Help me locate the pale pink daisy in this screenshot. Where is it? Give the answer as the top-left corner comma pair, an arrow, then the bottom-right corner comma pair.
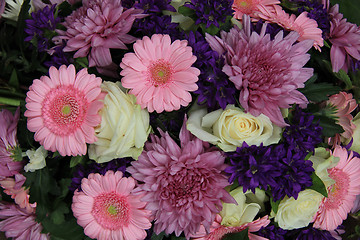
327,92 -> 357,146
24,64 -> 105,156
259,5 -> 324,50
313,146 -> 360,231
205,16 -> 313,127
55,0 -> 145,77
72,170 -> 152,240
0,174 -> 36,213
120,34 -> 200,113
328,4 -> 360,72
127,118 -> 235,239
190,214 -> 270,240
0,108 -> 24,177
0,202 -> 49,240
232,0 -> 280,21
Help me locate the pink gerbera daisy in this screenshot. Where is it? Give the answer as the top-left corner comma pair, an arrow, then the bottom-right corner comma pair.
127,118 -> 235,239
120,34 -> 200,113
24,64 -> 105,156
327,92 -> 357,146
313,146 -> 360,231
191,214 -> 270,240
205,16 -> 313,127
0,108 -> 24,177
72,170 -> 152,240
232,0 -> 280,21
0,202 -> 49,240
55,0 -> 145,77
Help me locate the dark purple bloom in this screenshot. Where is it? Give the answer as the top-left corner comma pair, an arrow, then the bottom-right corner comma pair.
44,40 -> 72,68
282,106 -> 323,154
185,31 -> 236,110
69,158 -> 132,192
24,5 -> 61,52
286,226 -> 337,240
225,142 -> 282,193
134,0 -> 176,13
184,0 -> 233,28
256,223 -> 288,240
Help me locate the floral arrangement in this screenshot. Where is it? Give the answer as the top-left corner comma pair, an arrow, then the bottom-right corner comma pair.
0,0 -> 360,239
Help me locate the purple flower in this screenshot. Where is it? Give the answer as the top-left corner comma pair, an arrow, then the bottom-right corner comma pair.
24,5 -> 61,52
287,226 -> 337,240
256,223 -> 288,240
184,0 -> 233,28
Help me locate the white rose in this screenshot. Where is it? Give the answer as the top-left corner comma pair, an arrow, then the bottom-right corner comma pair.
348,112 -> 360,154
24,146 -> 47,172
220,187 -> 267,227
187,104 -> 282,152
88,81 -> 151,163
274,189 -> 323,230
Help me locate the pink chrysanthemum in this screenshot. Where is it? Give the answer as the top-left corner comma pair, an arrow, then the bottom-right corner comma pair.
327,92 -> 357,146
55,0 -> 145,76
259,5 -> 324,50
0,174 -> 36,213
328,4 -> 360,73
120,34 -> 200,113
232,0 -> 280,21
0,108 -> 23,177
72,170 -> 152,240
0,202 -> 49,240
127,118 -> 235,239
24,64 -> 105,156
205,16 -> 313,127
191,214 -> 270,240
313,146 -> 360,231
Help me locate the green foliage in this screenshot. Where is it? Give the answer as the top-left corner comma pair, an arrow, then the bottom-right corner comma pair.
270,197 -> 281,214
299,74 -> 341,102
308,172 -> 328,197
178,6 -> 197,19
151,231 -> 165,240
223,229 -> 250,240
70,155 -> 87,168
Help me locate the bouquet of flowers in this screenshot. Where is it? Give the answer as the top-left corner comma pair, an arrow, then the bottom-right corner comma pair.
0,0 -> 360,239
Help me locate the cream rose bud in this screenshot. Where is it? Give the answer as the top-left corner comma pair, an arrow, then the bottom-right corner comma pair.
187,104 -> 282,152
24,146 -> 47,172
88,81 -> 151,163
220,187 -> 267,227
273,189 -> 323,230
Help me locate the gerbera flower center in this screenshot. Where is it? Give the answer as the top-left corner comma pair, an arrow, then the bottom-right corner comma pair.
234,0 -> 256,13
323,168 -> 350,209
92,191 -> 130,230
148,59 -> 174,87
42,86 -> 88,136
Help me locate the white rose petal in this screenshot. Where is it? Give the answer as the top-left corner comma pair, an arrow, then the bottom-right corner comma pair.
24,146 -> 47,172
88,81 -> 151,163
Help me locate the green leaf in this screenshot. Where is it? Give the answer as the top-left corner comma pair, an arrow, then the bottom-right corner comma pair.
74,57 -> 89,69
229,181 -> 239,191
333,69 -> 352,90
41,218 -> 86,240
223,229 -> 249,240
308,172 -> 328,197
330,0 -> 360,25
50,202 -> 69,224
299,74 -> 341,102
316,115 -> 344,137
0,97 -> 21,106
151,231 -> 165,240
178,6 -> 196,18
200,23 -> 220,35
70,155 -> 86,168
16,0 -> 31,52
270,197 -> 281,214
9,69 -> 19,89
58,178 -> 71,199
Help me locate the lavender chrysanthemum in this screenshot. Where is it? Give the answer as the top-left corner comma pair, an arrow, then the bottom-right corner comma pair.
251,19 -> 290,40
128,119 -> 235,239
282,106 -> 323,153
184,0 -> 234,28
206,15 -> 313,127
185,31 -> 236,110
25,5 -> 61,52
225,142 -> 282,193
69,158 -> 132,192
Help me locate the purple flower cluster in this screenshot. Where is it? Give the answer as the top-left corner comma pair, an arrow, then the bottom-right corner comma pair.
185,31 -> 236,110
69,158 -> 132,192
256,223 -> 288,240
184,0 -> 233,28
132,0 -> 182,39
226,142 -> 314,201
25,5 -> 61,52
282,106 -> 323,154
287,226 -> 338,240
